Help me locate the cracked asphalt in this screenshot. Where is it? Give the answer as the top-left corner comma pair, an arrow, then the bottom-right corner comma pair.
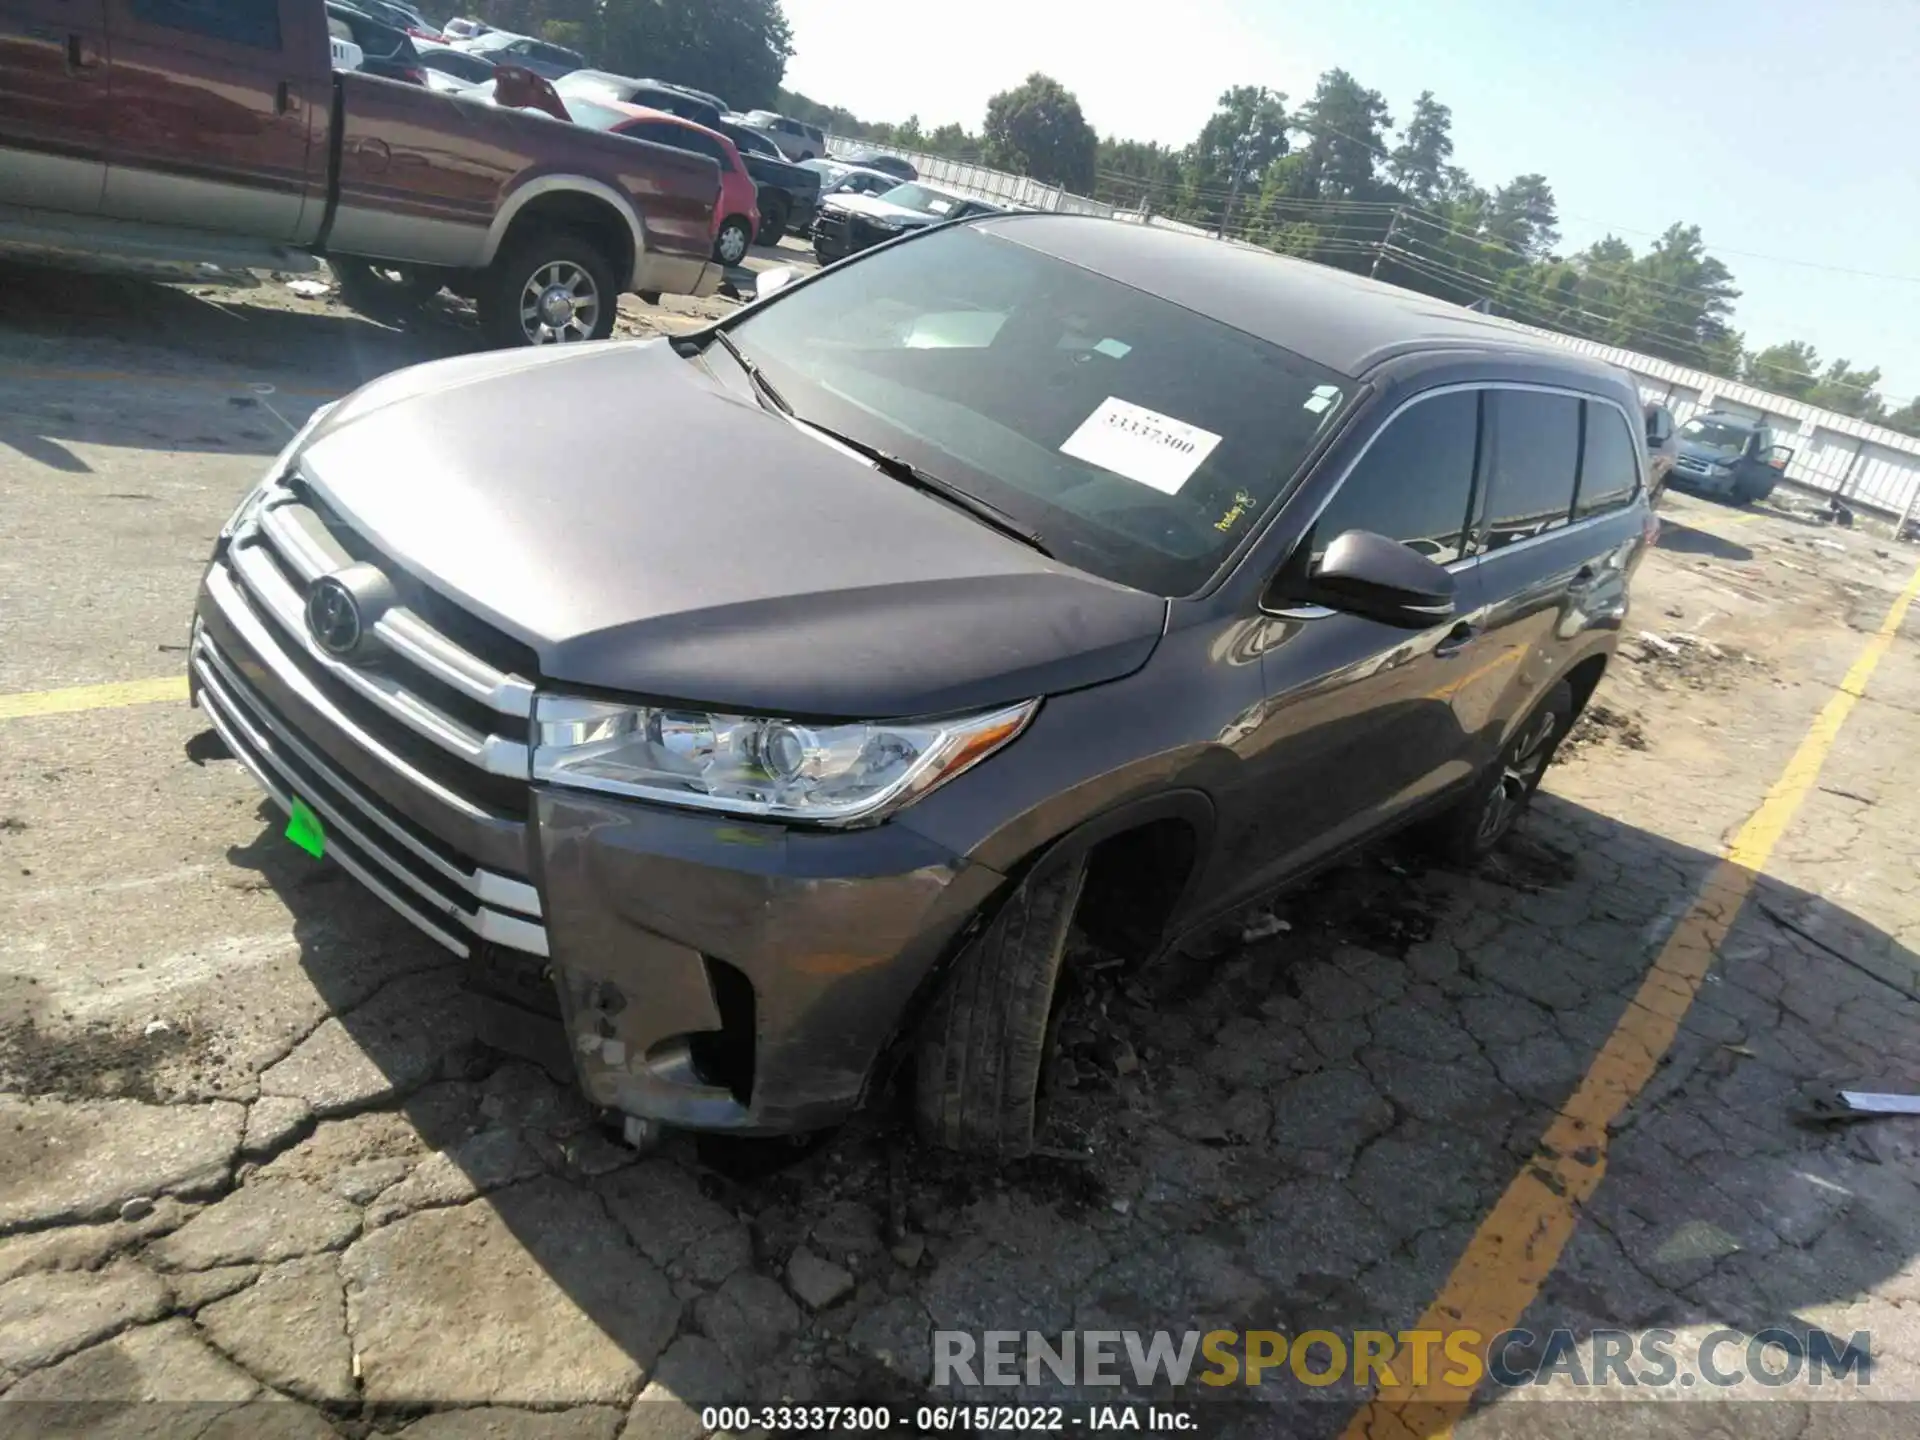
5,261 -> 1920,1439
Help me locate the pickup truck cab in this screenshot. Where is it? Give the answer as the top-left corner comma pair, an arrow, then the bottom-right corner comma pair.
0,0 -> 721,346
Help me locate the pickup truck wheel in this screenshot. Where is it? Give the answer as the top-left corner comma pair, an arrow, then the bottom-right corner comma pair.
756,197 -> 788,246
913,850 -> 1089,1157
479,230 -> 617,348
332,259 -> 443,318
1423,680 -> 1574,864
713,217 -> 753,267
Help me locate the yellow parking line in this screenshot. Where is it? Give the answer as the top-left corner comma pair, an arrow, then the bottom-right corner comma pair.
1344,552 -> 1920,1440
0,676 -> 189,720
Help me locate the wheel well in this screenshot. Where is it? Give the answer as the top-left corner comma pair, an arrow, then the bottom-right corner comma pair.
497,193 -> 635,286
1074,818 -> 1200,961
1565,653 -> 1608,719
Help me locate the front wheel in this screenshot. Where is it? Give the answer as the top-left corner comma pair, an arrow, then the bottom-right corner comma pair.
713,216 -> 753,267
476,229 -> 618,349
1423,681 -> 1574,864
913,851 -> 1089,1157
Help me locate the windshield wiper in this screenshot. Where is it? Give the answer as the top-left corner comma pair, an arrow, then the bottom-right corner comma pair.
703,331 -> 1049,556
707,329 -> 792,415
795,422 -> 1053,557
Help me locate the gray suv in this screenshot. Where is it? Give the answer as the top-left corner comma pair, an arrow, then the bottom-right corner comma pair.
189,216 -> 1652,1156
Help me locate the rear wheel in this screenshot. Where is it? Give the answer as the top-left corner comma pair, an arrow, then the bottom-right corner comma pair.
913,851 -> 1089,1157
756,196 -> 788,246
713,216 -> 753,266
477,229 -> 617,349
1424,681 -> 1574,864
331,259 -> 443,319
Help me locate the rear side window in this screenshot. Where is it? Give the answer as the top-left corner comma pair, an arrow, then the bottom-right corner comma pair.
129,0 -> 281,48
1574,402 -> 1640,518
1311,390 -> 1480,566
1481,390 -> 1580,550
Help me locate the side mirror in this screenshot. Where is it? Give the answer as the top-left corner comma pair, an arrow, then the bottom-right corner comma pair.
1306,529 -> 1456,627
754,265 -> 799,300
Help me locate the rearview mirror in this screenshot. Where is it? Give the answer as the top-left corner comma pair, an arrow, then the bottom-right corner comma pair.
754,265 -> 799,300
1307,529 -> 1456,627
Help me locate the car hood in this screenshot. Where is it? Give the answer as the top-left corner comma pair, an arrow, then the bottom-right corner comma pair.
296,340 -> 1166,719
1675,439 -> 1738,464
827,193 -> 943,225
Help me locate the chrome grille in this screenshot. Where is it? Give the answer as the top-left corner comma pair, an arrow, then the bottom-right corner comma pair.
195,477 -> 548,959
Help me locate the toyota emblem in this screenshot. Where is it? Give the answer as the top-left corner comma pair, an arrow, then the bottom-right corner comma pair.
306,576 -> 363,657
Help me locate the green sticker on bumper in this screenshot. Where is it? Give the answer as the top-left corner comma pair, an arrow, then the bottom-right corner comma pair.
285,795 -> 325,858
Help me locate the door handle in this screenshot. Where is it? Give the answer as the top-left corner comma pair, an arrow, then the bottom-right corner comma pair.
1434,621 -> 1477,658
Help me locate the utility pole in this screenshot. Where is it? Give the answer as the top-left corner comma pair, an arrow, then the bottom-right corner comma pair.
1370,204 -> 1405,279
1216,121 -> 1259,240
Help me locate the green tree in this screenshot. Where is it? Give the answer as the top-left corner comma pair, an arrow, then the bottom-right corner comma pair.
1190,87 -> 1289,193
1293,69 -> 1392,198
982,73 -> 1097,190
1884,397 -> 1920,438
1744,341 -> 1819,398
593,0 -> 793,109
924,122 -> 981,159
1486,174 -> 1559,259
1388,91 -> 1453,203
1807,359 -> 1887,419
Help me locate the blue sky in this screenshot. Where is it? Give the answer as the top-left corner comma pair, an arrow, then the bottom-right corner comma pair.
780,0 -> 1920,404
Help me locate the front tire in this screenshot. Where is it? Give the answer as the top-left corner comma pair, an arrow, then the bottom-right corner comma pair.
913,851 -> 1089,1157
477,229 -> 617,349
1425,681 -> 1574,864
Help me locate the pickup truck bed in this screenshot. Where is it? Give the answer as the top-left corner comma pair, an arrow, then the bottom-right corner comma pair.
0,0 -> 722,346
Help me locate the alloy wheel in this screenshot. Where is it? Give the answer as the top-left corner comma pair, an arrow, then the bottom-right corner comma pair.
1476,708 -> 1559,846
517,260 -> 600,345
717,221 -> 750,266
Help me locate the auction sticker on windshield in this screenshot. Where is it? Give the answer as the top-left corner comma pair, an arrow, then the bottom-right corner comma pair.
1060,397 -> 1222,495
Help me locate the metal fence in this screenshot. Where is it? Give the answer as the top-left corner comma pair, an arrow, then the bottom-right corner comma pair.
1511,328 -> 1920,522
820,137 -> 1920,524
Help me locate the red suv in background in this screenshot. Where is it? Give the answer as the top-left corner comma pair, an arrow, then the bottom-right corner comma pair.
567,100 -> 761,266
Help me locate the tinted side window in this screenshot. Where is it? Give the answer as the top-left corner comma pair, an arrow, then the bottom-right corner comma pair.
1311,391 -> 1479,565
1481,390 -> 1579,550
1574,402 -> 1640,518
129,0 -> 281,48
676,130 -> 725,163
624,121 -> 689,150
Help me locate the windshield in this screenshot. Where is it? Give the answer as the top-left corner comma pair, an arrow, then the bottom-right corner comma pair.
724,226 -> 1350,595
1679,417 -> 1752,456
879,183 -> 962,216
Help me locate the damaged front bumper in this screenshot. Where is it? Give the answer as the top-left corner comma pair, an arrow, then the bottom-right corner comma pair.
191,533 -> 1003,1136
531,789 -> 1004,1133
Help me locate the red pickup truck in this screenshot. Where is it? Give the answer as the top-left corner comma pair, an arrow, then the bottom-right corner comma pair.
0,0 -> 723,345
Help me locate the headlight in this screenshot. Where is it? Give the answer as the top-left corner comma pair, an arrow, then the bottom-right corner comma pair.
531,695 -> 1037,826
219,400 -> 338,540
